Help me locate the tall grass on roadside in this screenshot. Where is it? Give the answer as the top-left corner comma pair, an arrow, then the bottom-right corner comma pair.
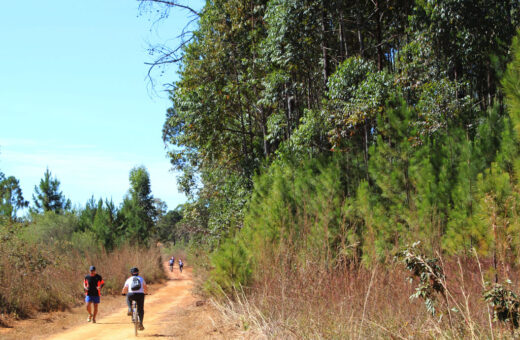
85,244 -> 166,294
210,256 -> 518,339
0,226 -> 165,320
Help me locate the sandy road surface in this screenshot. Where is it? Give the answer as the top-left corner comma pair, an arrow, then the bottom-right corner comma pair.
48,265 -> 197,340
1,263 -> 250,340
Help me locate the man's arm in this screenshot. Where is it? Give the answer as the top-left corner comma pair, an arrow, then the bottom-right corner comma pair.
122,281 -> 128,294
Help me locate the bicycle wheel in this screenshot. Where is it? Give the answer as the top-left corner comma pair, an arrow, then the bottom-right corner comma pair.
133,302 -> 138,336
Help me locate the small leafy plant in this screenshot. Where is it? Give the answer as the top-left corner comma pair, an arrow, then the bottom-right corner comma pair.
395,242 -> 446,316
483,281 -> 520,330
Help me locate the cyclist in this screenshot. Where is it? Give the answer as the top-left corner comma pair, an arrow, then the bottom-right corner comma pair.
168,256 -> 175,272
178,259 -> 184,273
84,265 -> 104,323
122,267 -> 148,331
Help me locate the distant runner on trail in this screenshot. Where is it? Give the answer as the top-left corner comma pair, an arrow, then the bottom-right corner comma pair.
178,259 -> 184,273
84,265 -> 104,323
168,256 -> 175,272
122,267 -> 148,331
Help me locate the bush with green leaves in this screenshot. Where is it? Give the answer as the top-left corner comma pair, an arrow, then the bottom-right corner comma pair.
395,242 -> 446,316
484,281 -> 520,330
207,237 -> 251,295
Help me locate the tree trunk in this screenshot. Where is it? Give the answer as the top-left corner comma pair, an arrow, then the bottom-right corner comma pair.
321,1 -> 329,86
375,0 -> 383,71
487,61 -> 492,107
339,9 -> 348,60
356,0 -> 365,56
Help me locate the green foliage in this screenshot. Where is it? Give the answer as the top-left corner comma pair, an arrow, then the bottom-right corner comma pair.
0,172 -> 28,222
31,168 -> 71,214
149,0 -> 520,312
208,237 -> 251,294
503,30 -> 520,138
23,211 -> 81,244
155,207 -> 183,243
412,0 -> 519,107
484,281 -> 520,329
327,57 -> 391,148
238,156 -> 350,277
70,230 -> 101,254
91,199 -> 119,250
395,242 -> 445,316
118,166 -> 157,245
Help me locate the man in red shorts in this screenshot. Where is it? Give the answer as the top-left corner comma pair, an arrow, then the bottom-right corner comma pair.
84,265 -> 104,323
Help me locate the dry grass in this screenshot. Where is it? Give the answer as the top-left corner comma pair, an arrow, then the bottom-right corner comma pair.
85,244 -> 166,294
0,240 -> 165,323
208,255 -> 520,339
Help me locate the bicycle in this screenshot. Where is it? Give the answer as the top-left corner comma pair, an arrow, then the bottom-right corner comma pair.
123,294 -> 145,336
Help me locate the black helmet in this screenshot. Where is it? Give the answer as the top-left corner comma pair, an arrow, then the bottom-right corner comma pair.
130,267 -> 139,275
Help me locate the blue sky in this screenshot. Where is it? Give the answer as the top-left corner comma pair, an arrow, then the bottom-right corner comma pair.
0,1 -> 202,211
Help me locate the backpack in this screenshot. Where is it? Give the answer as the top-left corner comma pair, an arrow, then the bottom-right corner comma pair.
131,277 -> 141,291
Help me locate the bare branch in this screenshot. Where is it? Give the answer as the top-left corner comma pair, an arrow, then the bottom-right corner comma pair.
138,0 -> 202,93
138,0 -> 200,17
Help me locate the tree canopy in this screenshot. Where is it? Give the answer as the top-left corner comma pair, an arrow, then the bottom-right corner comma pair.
32,168 -> 71,214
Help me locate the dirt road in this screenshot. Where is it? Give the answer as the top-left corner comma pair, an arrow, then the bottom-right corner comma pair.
0,263 -> 250,340
46,265 -> 194,340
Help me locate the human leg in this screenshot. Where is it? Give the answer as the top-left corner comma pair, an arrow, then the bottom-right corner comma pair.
93,302 -> 99,322
136,293 -> 145,326
126,294 -> 132,315
86,298 -> 92,321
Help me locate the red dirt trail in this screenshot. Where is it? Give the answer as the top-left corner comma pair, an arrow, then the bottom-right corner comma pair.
48,265 -> 196,340
1,263 -> 249,339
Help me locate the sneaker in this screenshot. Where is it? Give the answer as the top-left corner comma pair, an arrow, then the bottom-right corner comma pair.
87,315 -> 92,322
92,318 -> 96,323
138,324 -> 145,331
127,310 -> 132,316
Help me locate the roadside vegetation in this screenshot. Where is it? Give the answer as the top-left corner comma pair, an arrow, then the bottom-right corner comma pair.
0,165 -> 181,323
140,0 -> 520,338
2,1 -> 520,338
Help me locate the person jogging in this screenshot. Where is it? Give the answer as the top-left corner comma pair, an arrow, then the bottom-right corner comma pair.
168,256 -> 175,272
122,267 -> 148,330
84,265 -> 104,323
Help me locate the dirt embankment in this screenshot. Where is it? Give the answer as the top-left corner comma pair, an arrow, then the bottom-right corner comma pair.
0,263 -> 248,340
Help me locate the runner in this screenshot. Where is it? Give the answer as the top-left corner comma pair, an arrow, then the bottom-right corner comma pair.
122,267 -> 148,330
83,265 -> 104,323
168,256 -> 175,272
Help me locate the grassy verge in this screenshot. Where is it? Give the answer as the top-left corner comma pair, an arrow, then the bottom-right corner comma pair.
0,228 -> 165,321
204,255 -> 520,339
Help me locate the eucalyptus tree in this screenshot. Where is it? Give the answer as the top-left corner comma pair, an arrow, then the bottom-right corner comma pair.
0,172 -> 28,222
412,0 -> 520,109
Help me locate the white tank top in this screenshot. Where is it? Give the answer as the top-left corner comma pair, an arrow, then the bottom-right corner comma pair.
124,275 -> 146,293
